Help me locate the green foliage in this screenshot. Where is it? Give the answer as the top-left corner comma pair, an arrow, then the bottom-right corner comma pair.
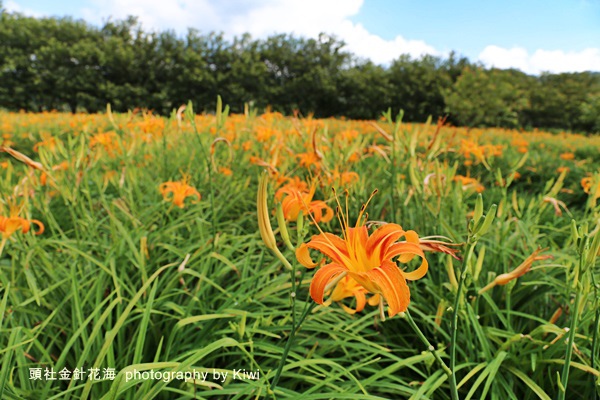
0,9 -> 599,133
388,54 -> 451,122
444,67 -> 530,128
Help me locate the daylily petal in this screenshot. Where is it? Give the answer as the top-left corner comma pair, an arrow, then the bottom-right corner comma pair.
31,219 -> 45,235
355,261 -> 410,317
384,239 -> 429,281
398,230 -> 420,263
329,276 -> 368,314
366,223 -> 405,260
402,257 -> 429,281
309,263 -> 347,304
352,290 -> 366,313
348,226 -> 369,251
367,293 -> 381,307
296,243 -> 320,269
306,233 -> 350,265
320,205 -> 334,223
384,241 -> 423,262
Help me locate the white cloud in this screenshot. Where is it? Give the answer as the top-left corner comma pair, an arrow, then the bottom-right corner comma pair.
79,0 -> 439,64
4,0 -> 43,17
334,20 -> 440,64
479,45 -> 600,74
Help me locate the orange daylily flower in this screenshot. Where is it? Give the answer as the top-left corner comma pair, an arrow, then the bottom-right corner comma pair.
296,151 -> 322,170
276,180 -> 333,224
296,191 -> 428,317
159,174 -> 201,208
0,201 -> 44,244
460,139 -> 502,166
581,176 -> 600,206
478,248 -> 552,294
0,214 -> 44,239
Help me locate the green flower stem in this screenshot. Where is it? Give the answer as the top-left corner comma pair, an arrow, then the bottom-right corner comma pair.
449,240 -> 476,400
270,299 -> 317,392
404,310 -> 453,378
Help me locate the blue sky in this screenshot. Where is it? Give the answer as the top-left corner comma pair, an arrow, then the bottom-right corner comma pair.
4,0 -> 600,74
353,1 -> 600,58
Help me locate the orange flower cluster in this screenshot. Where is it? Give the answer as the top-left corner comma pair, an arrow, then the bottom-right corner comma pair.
511,137 -> 529,154
90,131 -> 120,156
460,139 -> 503,166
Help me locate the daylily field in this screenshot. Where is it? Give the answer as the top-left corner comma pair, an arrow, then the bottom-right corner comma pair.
1,103 -> 600,399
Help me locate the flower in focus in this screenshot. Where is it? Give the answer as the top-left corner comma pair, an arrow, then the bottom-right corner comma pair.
327,275 -> 367,314
159,173 -> 201,208
321,233 -> 459,315
326,275 -> 382,314
296,190 -> 428,317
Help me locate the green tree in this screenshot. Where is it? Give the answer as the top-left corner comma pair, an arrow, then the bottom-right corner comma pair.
337,61 -> 391,119
526,72 -> 600,132
444,67 -> 530,128
388,54 -> 450,122
579,92 -> 600,133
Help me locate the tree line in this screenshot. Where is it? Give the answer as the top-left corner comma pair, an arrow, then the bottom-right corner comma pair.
1,7 -> 599,133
